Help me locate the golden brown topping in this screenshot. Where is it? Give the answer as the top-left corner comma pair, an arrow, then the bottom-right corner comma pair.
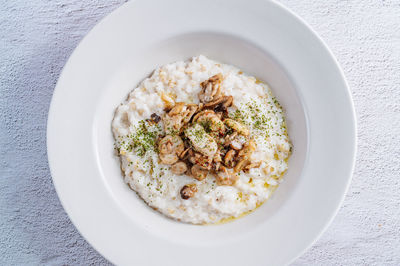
238,138 -> 256,158
182,104 -> 198,124
203,96 -> 225,108
190,165 -> 208,181
198,73 -> 223,103
221,95 -> 233,108
171,161 -> 188,175
224,149 -> 236,168
224,118 -> 250,136
211,151 -> 223,171
224,131 -> 237,145
216,166 -> 238,186
161,92 -> 175,110
192,109 -> 212,121
159,135 -> 184,154
155,72 -> 259,186
163,102 -> 199,134
163,112 -> 183,135
158,135 -> 184,165
180,184 -> 198,199
168,102 -> 185,115
188,151 -> 213,170
234,158 -> 249,173
203,95 -> 233,110
179,148 -> 190,160
193,110 -> 225,137
212,162 -> 221,171
213,151 -> 222,163
243,161 -> 262,173
224,132 -> 247,150
208,73 -> 223,83
230,136 -> 246,150
159,153 -> 178,165
233,139 -> 257,172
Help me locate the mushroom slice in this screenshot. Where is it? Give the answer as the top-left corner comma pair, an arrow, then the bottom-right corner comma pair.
221,95 -> 233,109
213,151 -> 222,163
162,103 -> 198,134
159,153 -> 179,165
180,184 -> 198,199
158,135 -> 184,165
191,165 -> 208,181
216,166 -> 238,186
198,73 -> 223,103
193,110 -> 225,136
179,148 -> 190,160
168,102 -> 185,115
204,95 -> 233,112
224,149 -> 236,168
233,158 -> 250,173
203,96 -> 225,108
160,92 -> 175,110
182,104 -> 198,124
150,113 -> 161,122
233,139 -> 257,172
159,135 -> 184,155
211,151 -> 223,171
224,118 -> 250,136
243,161 -> 262,173
171,161 -> 188,175
238,139 -> 257,158
146,113 -> 161,125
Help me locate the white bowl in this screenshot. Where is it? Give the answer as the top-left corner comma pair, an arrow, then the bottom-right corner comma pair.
47,0 -> 356,265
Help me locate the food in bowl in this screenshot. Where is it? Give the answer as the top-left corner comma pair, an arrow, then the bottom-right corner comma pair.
112,55 -> 291,224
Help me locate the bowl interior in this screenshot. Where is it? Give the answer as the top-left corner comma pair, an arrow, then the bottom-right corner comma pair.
94,32 -> 308,245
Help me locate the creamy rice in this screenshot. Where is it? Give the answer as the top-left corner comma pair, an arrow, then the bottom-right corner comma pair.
112,55 -> 291,224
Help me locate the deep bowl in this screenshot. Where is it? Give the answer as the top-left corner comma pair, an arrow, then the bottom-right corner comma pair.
47,0 -> 356,265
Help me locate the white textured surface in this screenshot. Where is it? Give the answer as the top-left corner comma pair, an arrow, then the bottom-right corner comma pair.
1,0 -> 399,265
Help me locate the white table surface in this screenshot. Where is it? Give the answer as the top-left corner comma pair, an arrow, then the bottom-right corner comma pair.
1,0 -> 399,265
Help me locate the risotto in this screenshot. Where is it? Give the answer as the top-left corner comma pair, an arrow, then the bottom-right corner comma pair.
112,55 -> 291,224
